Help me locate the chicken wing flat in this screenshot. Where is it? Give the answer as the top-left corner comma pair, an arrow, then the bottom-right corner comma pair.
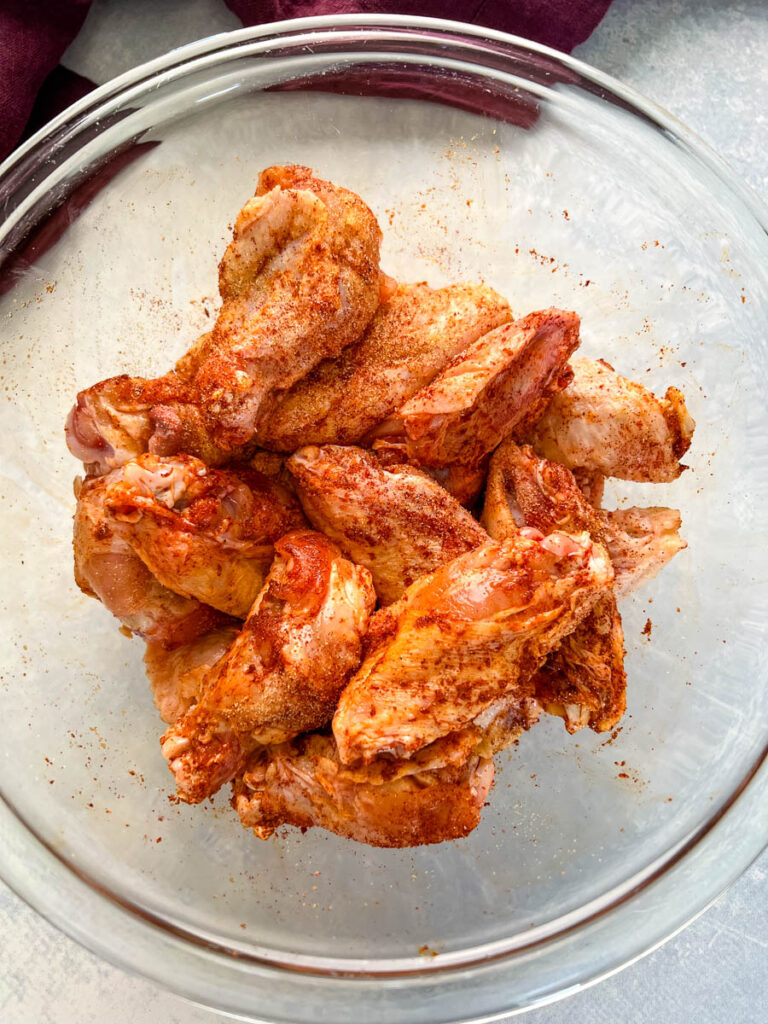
531,593 -> 626,733
482,441 -> 686,598
482,439 -> 601,540
524,357 -> 695,481
193,165 -> 382,449
333,531 -> 613,765
287,445 -> 488,604
104,454 -> 306,617
73,474 -> 230,647
258,281 -> 511,451
481,441 -> 692,731
231,733 -> 494,847
160,531 -> 375,803
144,627 -> 239,724
395,309 -> 580,467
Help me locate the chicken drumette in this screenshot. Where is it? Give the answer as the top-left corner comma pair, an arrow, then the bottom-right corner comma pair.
104,454 -> 306,617
195,165 -> 383,448
161,531 -> 375,803
73,473 -> 231,648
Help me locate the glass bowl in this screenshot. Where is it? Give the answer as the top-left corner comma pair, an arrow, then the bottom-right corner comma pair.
1,16 -> 766,1023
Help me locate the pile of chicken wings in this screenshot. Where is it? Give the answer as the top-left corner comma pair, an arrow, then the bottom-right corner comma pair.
66,166 -> 695,848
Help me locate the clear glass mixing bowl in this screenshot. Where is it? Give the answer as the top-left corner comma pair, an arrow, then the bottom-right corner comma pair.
0,16 -> 766,1023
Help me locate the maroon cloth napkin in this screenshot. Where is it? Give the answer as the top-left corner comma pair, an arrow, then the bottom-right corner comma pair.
0,0 -> 92,160
228,1 -> 612,55
0,0 -> 612,163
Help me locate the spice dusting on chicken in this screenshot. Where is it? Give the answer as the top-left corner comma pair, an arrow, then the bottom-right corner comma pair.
66,166 -> 695,848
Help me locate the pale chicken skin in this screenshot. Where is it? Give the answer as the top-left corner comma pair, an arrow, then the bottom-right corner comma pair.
258,281 -> 511,451
483,441 -> 687,599
287,445 -> 488,605
571,467 -> 605,508
370,439 -> 490,507
144,627 -> 239,724
333,531 -> 614,765
524,357 -> 695,481
395,309 -> 580,467
65,371 -> 239,476
73,474 -> 230,647
194,165 -> 383,449
604,506 -> 687,598
161,531 -> 376,803
104,454 -> 306,617
232,733 -> 494,848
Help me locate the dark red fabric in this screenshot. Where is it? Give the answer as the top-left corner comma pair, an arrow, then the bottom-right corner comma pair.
0,1 -> 612,163
225,1 -> 613,53
0,0 -> 92,160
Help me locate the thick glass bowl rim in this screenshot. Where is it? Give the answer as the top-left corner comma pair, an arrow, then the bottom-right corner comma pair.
0,14 -> 766,1022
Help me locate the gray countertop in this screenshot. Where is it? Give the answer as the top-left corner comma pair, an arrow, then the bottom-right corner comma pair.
1,1 -> 766,1021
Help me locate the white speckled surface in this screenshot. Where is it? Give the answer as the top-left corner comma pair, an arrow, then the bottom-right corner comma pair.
1,1 -> 766,1021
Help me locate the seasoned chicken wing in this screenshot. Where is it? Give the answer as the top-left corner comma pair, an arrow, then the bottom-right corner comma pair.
482,441 -> 686,598
104,454 -> 306,617
65,371 -> 245,476
193,165 -> 382,449
524,357 -> 695,481
370,438 -> 489,507
73,474 -> 230,647
144,627 -> 239,724
160,531 -> 375,803
333,531 -> 613,765
395,309 -> 580,467
287,445 -> 488,604
481,441 -> 692,732
604,506 -> 687,599
258,281 -> 511,451
232,733 -> 494,847
531,593 -> 626,733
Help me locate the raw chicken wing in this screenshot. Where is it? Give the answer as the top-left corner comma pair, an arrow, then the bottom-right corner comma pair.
371,438 -> 489,507
532,593 -> 626,733
258,281 -> 510,450
194,165 -> 382,448
161,531 -> 375,803
333,531 -> 613,765
73,474 -> 229,647
144,627 -> 239,724
396,309 -> 580,467
232,733 -> 494,847
105,454 -> 306,617
604,506 -> 687,599
524,357 -> 695,481
287,445 -> 488,604
483,441 -> 686,599
481,441 -> 691,731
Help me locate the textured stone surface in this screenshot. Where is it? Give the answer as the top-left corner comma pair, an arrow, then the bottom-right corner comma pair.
2,0 -> 766,1021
